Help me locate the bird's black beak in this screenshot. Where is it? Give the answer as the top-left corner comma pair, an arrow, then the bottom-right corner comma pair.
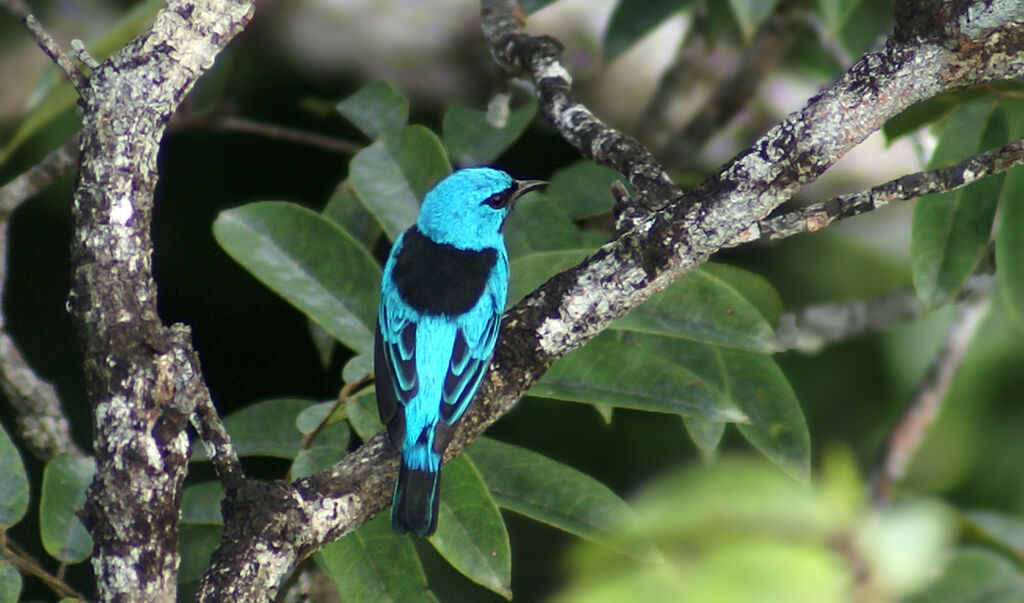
511,179 -> 547,202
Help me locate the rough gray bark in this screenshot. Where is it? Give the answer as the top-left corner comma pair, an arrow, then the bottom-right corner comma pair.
63,2 -> 254,600
10,0 -> 1022,600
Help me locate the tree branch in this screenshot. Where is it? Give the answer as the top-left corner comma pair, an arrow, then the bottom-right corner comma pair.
193,2 -> 1024,600
61,1 -> 254,600
728,137 -> 1024,247
0,135 -> 82,461
0,0 -> 88,93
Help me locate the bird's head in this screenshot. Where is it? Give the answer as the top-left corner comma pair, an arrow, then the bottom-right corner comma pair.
417,168 -> 545,251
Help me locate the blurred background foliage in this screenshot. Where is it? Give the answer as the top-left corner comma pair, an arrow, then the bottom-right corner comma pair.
2,0 -> 1024,601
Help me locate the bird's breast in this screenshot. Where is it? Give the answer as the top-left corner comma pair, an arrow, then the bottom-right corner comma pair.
391,226 -> 499,316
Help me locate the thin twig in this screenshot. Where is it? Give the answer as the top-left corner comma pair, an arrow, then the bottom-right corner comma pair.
776,273 -> 993,354
0,135 -> 82,461
170,114 -> 363,155
871,293 -> 990,503
1,0 -> 88,93
299,374 -> 371,452
0,533 -> 86,600
727,137 -> 1024,247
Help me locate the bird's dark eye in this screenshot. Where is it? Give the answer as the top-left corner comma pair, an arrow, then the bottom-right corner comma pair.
482,189 -> 513,209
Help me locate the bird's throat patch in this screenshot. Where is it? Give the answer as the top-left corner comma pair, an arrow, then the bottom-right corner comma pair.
392,226 -> 498,316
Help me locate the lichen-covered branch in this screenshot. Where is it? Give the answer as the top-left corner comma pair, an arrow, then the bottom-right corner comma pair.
728,137 -> 1024,246
0,0 -> 88,92
59,1 -> 254,600
194,2 -> 1024,601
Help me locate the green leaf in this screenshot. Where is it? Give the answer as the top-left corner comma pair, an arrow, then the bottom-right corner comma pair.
0,560 -> 21,603
682,417 -> 726,456
40,454 -> 95,563
520,0 -> 558,13
443,95 -> 537,167
336,80 -> 410,140
604,0 -> 693,61
508,249 -> 593,307
614,263 -> 782,352
323,179 -> 383,252
317,513 -> 438,603
543,160 -> 623,219
181,482 -> 224,524
178,523 -> 223,584
350,125 -> 452,240
0,424 -> 28,527
467,438 -> 662,563
912,103 -> 1005,308
728,0 -> 780,41
906,548 -> 1024,603
997,166 -> 1024,330
724,349 -> 810,483
292,445 -> 348,479
430,456 -> 511,598
0,0 -> 163,165
530,333 -> 745,423
503,194 -> 586,260
343,354 -> 373,383
347,389 -> 384,442
816,0 -> 861,34
883,88 -> 991,142
213,201 -> 381,355
964,510 -> 1024,556
622,334 -> 808,480
192,398 -> 314,461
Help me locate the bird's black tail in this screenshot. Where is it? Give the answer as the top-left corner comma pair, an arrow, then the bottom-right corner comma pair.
391,459 -> 440,537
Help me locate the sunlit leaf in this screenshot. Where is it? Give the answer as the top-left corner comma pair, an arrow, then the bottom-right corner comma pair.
467,437 -> 662,563
40,454 -> 95,563
350,125 -> 451,240
317,513 -> 437,603
336,80 -> 410,140
430,456 -> 511,598
214,201 -> 381,355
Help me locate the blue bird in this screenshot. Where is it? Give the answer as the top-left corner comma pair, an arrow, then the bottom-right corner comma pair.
375,168 -> 544,537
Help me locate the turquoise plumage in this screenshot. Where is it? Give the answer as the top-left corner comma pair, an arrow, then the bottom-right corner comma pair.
375,167 -> 544,536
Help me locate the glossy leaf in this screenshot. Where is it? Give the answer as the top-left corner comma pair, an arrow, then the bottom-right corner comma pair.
530,334 -> 745,423
503,194 -> 586,260
178,523 -> 223,584
0,561 -> 21,603
912,103 -> 1005,308
728,0 -> 780,41
292,445 -> 348,479
615,262 -> 782,352
604,0 -> 693,60
997,166 -> 1024,330
347,389 -> 384,442
181,482 -> 225,524
624,334 -> 808,480
508,249 -> 593,307
430,456 -> 511,598
543,160 -> 623,219
323,179 -> 382,252
214,201 -> 381,355
317,513 -> 437,603
906,548 -> 1024,603
336,80 -> 410,140
192,398 -> 313,461
40,454 -> 95,563
443,95 -> 537,167
724,349 -> 811,483
467,437 -> 662,563
350,125 -> 452,240
0,424 -> 28,527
